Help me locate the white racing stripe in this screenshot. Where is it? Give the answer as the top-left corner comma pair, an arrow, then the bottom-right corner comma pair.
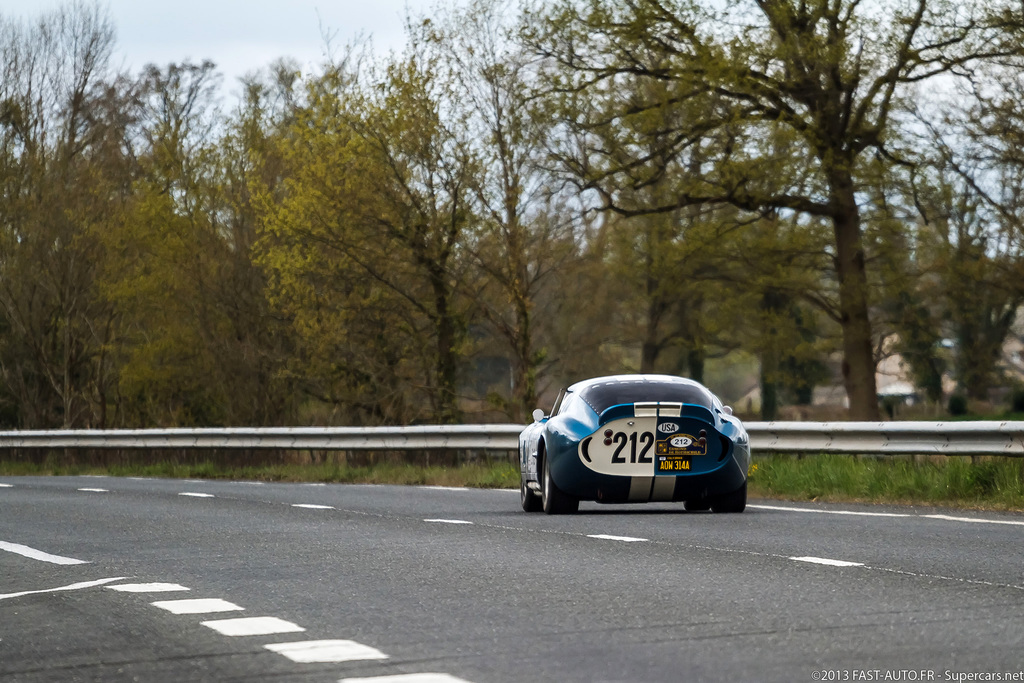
338,675 -> 474,683
265,639 -> 388,663
108,583 -> 189,593
0,577 -> 126,600
152,598 -> 244,614
587,534 -> 648,543
791,556 -> 865,567
0,540 -> 88,565
424,519 -> 473,525
201,616 -> 305,636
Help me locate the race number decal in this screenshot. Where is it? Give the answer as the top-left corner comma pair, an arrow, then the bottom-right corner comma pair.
578,417 -> 657,476
580,417 -> 712,476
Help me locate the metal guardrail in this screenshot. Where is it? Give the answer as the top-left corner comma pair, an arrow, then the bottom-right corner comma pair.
744,421 -> 1024,456
0,421 -> 1022,456
0,425 -> 525,451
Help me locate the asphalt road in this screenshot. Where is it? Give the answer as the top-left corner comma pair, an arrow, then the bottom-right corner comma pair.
2,476 -> 1023,683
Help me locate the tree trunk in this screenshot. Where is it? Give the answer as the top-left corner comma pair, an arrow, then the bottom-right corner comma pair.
830,174 -> 880,420
430,268 -> 461,425
687,348 -> 705,384
760,288 -> 784,421
512,297 -> 537,422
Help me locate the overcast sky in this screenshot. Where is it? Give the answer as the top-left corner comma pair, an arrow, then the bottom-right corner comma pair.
0,1 -> 440,94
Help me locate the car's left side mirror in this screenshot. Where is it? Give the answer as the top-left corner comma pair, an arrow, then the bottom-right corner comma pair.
532,408 -> 545,422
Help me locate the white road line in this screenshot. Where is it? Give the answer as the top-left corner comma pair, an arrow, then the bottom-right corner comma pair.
418,486 -> 469,492
923,514 -> 1024,527
587,534 -> 648,543
292,504 -> 335,510
0,540 -> 88,565
0,483 -> 12,488
750,503 -> 1024,527
790,556 -> 865,567
338,674 -> 474,683
201,616 -> 305,637
178,492 -> 214,498
107,583 -> 189,593
748,504 -> 911,518
0,577 -> 127,601
424,519 -> 473,525
265,640 -> 388,663
77,488 -> 108,493
151,598 -> 244,614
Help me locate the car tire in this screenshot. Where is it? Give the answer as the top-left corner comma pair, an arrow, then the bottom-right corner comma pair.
710,481 -> 747,513
521,476 -> 542,512
541,453 -> 578,515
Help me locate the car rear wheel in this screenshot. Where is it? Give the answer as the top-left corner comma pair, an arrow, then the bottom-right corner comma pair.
521,476 -> 542,512
685,499 -> 711,512
710,481 -> 746,513
541,453 -> 578,515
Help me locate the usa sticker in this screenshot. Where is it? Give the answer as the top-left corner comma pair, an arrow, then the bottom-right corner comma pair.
658,422 -> 679,434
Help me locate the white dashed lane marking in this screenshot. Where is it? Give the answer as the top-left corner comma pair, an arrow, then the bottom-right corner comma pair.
0,577 -> 126,601
178,492 -> 214,498
790,556 -> 865,567
418,486 -> 469,492
201,616 -> 305,636
338,674 -> 474,683
151,598 -> 244,614
923,514 -> 1024,527
292,504 -> 335,510
0,483 -> 12,487
265,640 -> 388,663
749,504 -> 1024,526
587,534 -> 648,543
77,488 -> 108,493
424,519 -> 473,525
749,504 -> 910,518
108,583 -> 189,593
0,540 -> 88,565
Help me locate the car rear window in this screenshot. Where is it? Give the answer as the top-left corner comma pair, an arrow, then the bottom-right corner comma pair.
578,379 -> 716,414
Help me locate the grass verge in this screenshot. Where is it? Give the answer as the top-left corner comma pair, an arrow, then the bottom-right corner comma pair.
3,454 -> 1023,511
749,454 -> 1024,510
0,459 -> 520,489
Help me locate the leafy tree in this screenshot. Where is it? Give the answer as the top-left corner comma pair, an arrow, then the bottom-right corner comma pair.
0,3 -> 127,427
528,0 -> 1024,419
428,0 -> 578,421
258,49 -> 478,424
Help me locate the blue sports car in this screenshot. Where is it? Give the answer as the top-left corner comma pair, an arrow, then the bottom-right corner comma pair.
519,374 -> 750,514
